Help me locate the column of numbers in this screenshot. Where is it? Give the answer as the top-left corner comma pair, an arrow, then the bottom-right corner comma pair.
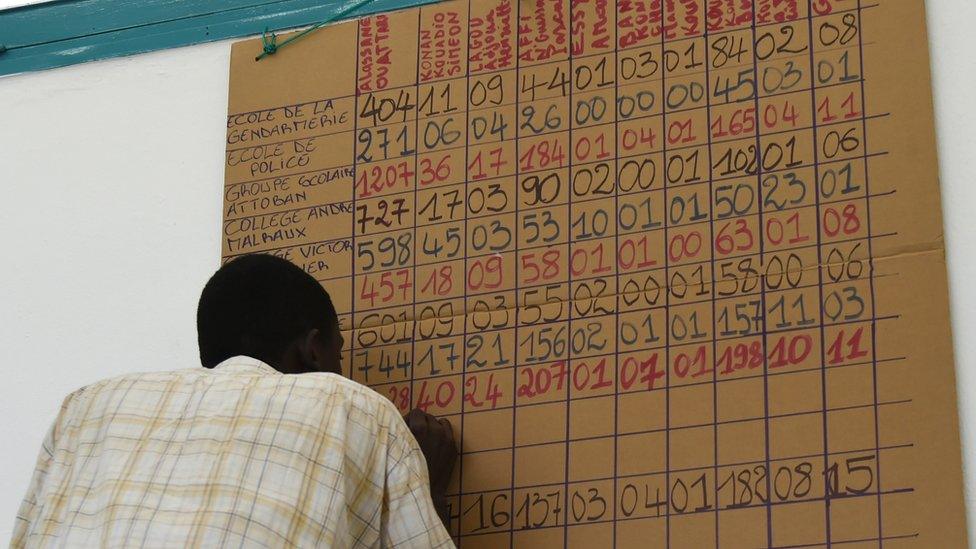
754,2 -> 831,546
703,1 -> 764,546
565,1 -> 618,546
352,13 -> 419,421
705,2 -> 769,546
811,0 -> 883,544
663,3 -> 718,546
455,0 -> 519,545
508,0 -> 572,546
614,0 -> 669,546
414,3 -> 472,538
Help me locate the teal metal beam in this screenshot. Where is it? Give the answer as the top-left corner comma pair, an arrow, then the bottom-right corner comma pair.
0,0 -> 436,77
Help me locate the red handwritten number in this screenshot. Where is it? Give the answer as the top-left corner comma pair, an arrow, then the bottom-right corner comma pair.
673,345 -> 711,378
711,108 -> 756,139
359,269 -> 412,306
360,275 -> 379,306
519,139 -> 566,170
827,327 -> 869,365
818,93 -> 859,124
467,256 -> 503,291
768,334 -> 812,369
812,0 -> 834,16
618,236 -> 659,270
571,243 -> 613,277
572,359 -> 614,391
517,361 -> 568,398
717,342 -> 763,374
620,354 -> 665,391
667,118 -> 696,145
574,133 -> 612,162
763,102 -> 798,128
420,154 -> 451,185
823,204 -> 861,237
357,161 -> 414,198
464,374 -> 502,409
715,219 -> 754,255
841,92 -> 861,119
468,147 -> 507,180
521,251 -> 561,283
668,232 -> 703,261
766,212 -> 810,245
621,127 -> 657,151
421,265 -> 453,297
387,386 -> 410,411
416,379 -> 456,412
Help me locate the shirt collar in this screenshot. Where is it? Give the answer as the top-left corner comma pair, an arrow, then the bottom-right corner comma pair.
212,355 -> 281,375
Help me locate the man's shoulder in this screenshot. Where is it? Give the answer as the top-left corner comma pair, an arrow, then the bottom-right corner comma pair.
62,366 -> 401,424
65,367 -> 207,399
297,372 -> 402,418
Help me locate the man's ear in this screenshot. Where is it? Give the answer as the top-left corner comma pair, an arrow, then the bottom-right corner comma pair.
298,328 -> 319,369
302,328 -> 335,373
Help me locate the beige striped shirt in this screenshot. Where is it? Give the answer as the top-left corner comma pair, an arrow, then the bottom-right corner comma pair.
12,356 -> 453,548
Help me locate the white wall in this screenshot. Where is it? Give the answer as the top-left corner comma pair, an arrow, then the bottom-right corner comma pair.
0,41 -> 231,537
933,0 -> 976,543
0,1 -> 974,542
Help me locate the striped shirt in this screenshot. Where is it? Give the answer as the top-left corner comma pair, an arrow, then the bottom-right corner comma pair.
12,356 -> 453,548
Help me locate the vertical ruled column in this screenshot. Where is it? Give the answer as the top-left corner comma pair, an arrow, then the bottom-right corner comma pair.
705,17 -> 769,539
661,1 -> 714,546
706,3 -> 773,543
704,1 -> 768,546
508,0 -> 571,546
454,0 -> 520,543
565,1 -> 617,546
753,1 -> 831,546
414,2 -> 471,539
613,1 -> 669,546
350,12 -> 419,411
810,0 -> 884,545
453,1 -> 519,547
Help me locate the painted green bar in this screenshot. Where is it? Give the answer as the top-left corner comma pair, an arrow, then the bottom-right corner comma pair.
0,0 -> 436,77
0,0 -> 282,47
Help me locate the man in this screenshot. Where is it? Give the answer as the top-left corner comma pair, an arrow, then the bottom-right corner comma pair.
12,254 -> 457,548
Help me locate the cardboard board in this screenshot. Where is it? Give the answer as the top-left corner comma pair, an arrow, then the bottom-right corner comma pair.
222,0 -> 967,545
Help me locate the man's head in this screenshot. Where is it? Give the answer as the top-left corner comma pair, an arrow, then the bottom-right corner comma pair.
197,254 -> 344,374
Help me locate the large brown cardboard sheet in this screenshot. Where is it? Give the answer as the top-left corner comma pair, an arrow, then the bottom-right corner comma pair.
222,0 -> 967,545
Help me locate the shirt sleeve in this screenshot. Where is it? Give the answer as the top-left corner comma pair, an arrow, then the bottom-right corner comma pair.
380,412 -> 455,549
11,393 -> 73,548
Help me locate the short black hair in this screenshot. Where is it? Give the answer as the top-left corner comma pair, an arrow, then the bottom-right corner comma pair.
197,254 -> 338,368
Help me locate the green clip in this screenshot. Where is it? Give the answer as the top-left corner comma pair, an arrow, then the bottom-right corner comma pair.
255,28 -> 278,61
254,0 -> 374,62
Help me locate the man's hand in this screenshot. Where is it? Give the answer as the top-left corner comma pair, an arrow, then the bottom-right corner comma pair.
404,409 -> 457,528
